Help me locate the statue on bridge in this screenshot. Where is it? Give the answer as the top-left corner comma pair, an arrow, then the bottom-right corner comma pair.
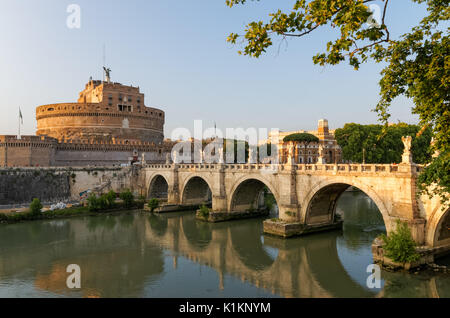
248,147 -> 257,164
172,150 -> 179,164
287,142 -> 295,165
317,144 -> 326,164
218,146 -> 224,164
401,136 -> 413,164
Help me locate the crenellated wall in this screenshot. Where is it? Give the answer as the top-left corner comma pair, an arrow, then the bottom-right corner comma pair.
0,135 -> 173,167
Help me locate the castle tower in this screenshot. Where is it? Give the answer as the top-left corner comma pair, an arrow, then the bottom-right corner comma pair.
36,75 -> 165,144
317,119 -> 329,140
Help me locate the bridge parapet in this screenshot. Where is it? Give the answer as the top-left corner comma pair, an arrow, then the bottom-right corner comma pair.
145,163 -> 423,176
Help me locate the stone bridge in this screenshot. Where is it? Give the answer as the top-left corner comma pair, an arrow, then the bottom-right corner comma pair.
142,162 -> 449,249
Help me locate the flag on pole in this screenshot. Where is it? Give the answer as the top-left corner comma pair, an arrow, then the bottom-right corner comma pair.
19,108 -> 23,124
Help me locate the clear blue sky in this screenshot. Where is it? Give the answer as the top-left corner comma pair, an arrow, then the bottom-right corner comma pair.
0,0 -> 427,137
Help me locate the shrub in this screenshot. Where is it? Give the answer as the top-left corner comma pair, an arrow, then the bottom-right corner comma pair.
87,193 -> 100,212
148,198 -> 159,212
199,205 -> 210,218
380,220 -> 420,263
120,189 -> 135,208
105,190 -> 116,208
98,194 -> 109,211
29,198 -> 43,215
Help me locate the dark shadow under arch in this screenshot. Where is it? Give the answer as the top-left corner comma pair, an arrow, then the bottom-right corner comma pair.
148,175 -> 169,200
306,184 -> 386,229
182,177 -> 212,205
436,208 -> 450,244
230,179 -> 278,214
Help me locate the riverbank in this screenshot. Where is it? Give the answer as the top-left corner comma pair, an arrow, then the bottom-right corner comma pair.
0,202 -> 145,225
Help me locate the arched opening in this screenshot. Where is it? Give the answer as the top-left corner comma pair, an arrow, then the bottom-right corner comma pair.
182,177 -> 212,206
306,183 -> 386,229
148,175 -> 168,202
306,183 -> 387,293
435,208 -> 450,247
230,179 -> 278,216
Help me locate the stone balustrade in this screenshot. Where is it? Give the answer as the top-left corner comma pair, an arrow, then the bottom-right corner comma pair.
145,162 -> 423,175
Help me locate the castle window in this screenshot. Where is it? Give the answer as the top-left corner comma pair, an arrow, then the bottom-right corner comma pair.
47,108 -> 54,111
159,113 -> 162,117
128,96 -> 132,102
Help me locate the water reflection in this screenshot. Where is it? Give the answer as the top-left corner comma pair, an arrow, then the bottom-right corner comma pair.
0,192 -> 448,298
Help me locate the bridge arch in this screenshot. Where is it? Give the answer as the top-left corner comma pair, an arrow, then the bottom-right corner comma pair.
148,174 -> 169,200
228,175 -> 280,213
301,179 -> 391,232
426,206 -> 450,247
181,176 -> 213,205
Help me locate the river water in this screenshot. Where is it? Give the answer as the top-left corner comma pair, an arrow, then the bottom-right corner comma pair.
0,191 -> 448,298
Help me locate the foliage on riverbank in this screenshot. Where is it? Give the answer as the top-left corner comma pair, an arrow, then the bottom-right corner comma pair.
0,193 -> 145,225
198,205 -> 210,218
147,198 -> 160,212
380,220 -> 420,264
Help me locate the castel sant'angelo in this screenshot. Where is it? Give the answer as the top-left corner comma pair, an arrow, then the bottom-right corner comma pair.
0,69 -> 172,167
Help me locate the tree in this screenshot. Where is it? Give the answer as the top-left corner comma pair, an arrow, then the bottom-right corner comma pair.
87,193 -> 100,212
335,123 -> 432,164
29,198 -> 43,215
120,189 -> 135,209
105,190 -> 117,208
227,0 -> 449,205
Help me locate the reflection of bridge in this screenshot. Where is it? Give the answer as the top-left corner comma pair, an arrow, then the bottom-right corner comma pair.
143,163 -> 449,249
145,213 -> 377,298
0,213 -> 446,297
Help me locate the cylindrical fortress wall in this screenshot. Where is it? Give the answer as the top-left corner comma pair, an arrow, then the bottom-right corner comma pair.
36,103 -> 165,143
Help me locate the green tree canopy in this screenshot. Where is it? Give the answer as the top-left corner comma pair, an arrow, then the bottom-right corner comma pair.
227,0 -> 449,205
283,133 -> 319,143
335,123 -> 432,164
